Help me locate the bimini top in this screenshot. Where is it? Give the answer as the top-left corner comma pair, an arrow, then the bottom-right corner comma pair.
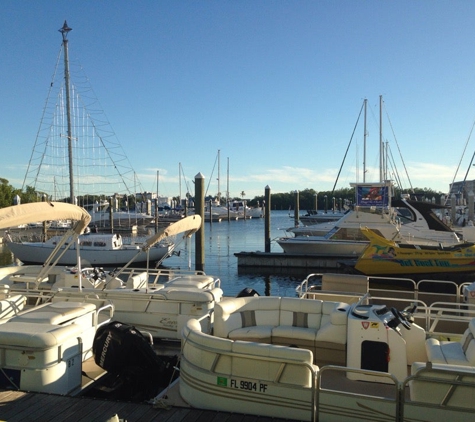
0,202 -> 91,235
142,214 -> 202,251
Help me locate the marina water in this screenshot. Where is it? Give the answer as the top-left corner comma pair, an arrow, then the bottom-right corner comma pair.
0,210 -> 307,298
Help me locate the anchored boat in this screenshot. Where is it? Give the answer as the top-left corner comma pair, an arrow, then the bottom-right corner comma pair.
179,272 -> 475,421
355,226 -> 475,276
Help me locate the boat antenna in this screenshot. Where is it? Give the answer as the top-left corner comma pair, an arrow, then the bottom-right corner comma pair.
59,20 -> 75,204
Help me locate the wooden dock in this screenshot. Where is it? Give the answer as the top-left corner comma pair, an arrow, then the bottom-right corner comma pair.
0,389 -> 299,422
235,251 -> 356,271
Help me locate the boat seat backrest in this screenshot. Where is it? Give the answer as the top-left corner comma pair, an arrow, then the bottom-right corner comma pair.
321,273 -> 369,294
214,296 -> 281,338
126,272 -> 148,289
426,318 -> 475,366
279,298 -> 323,329
214,296 -> 350,359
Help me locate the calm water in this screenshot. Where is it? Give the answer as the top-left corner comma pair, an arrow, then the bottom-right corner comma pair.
0,210 -> 308,298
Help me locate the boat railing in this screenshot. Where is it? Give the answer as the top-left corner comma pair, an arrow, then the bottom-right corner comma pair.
298,273 -> 471,310
316,365 -> 401,421
425,301 -> 475,336
318,364 -> 475,421
7,288 -> 56,307
401,362 -> 475,413
93,301 -> 114,329
112,267 -> 213,286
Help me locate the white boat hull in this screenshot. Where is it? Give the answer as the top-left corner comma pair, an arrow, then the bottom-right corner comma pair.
6,241 -> 172,266
180,289 -> 475,422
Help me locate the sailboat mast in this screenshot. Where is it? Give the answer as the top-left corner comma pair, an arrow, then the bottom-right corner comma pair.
227,156 -> 230,206
379,95 -> 383,182
217,149 -> 221,204
59,21 -> 74,204
363,98 -> 367,183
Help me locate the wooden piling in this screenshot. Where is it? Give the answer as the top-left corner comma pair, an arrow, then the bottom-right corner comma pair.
294,190 -> 299,227
195,173 -> 205,271
265,185 -> 271,253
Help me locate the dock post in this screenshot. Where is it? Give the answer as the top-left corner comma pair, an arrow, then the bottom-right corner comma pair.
451,193 -> 456,225
109,195 -> 114,234
195,173 -> 205,271
294,190 -> 299,227
42,194 -> 48,241
469,191 -> 474,223
265,185 -> 271,253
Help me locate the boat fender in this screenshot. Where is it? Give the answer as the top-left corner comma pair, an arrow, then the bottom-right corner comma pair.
236,287 -> 260,297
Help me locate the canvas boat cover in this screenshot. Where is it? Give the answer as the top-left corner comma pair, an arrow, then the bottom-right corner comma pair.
142,215 -> 202,251
0,202 -> 91,235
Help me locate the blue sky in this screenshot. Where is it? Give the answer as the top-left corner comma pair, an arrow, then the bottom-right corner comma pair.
2,1 -> 475,200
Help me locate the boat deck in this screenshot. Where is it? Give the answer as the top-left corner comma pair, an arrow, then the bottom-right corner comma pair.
0,388 -> 299,422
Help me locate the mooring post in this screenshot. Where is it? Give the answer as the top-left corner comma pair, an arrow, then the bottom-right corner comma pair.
468,191 -> 474,224
195,173 -> 205,271
451,193 -> 456,225
42,194 -> 48,241
294,190 -> 299,227
265,185 -> 271,253
109,195 -> 114,234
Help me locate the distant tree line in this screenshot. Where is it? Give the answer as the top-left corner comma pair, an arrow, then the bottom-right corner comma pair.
247,187 -> 447,211
0,177 -> 447,211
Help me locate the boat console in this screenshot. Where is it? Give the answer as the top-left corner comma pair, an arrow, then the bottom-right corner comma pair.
347,302 -> 426,382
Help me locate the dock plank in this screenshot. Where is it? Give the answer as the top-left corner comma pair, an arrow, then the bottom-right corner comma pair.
0,390 -> 299,422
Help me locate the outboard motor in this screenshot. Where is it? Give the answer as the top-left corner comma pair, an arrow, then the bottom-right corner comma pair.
236,287 -> 260,297
91,321 -> 178,401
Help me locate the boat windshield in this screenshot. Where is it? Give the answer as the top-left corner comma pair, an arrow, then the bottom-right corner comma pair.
394,207 -> 416,224
326,227 -> 385,241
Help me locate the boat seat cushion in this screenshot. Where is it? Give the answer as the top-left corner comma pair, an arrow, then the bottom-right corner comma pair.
12,302 -> 96,325
214,296 -> 281,341
426,318 -> 475,366
214,296 -> 349,363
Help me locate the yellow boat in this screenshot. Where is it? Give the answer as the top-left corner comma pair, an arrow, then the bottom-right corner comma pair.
355,226 -> 475,275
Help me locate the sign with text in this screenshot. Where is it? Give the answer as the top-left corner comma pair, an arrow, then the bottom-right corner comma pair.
356,185 -> 389,207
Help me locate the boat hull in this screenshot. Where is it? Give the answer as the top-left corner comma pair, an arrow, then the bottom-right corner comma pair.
6,241 -> 172,266
355,227 -> 475,275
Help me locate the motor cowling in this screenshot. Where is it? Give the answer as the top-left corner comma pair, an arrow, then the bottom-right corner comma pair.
236,287 -> 260,297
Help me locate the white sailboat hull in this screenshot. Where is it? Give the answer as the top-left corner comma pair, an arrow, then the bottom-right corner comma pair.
6,239 -> 172,266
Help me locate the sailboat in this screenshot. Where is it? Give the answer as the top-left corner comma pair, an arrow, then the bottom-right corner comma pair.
7,21 -> 166,265
22,21 -> 149,224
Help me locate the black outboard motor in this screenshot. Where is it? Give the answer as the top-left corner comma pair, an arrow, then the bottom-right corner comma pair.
91,321 -> 178,401
236,287 -> 260,297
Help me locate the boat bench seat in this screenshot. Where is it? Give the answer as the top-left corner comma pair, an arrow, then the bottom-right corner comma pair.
153,286 -> 224,303
183,319 -> 316,388
214,296 -> 349,366
426,318 -> 475,366
165,275 -> 217,289
0,294 -> 27,321
410,362 -> 475,409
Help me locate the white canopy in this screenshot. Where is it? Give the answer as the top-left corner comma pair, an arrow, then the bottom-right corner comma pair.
142,214 -> 202,251
0,202 -> 91,235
